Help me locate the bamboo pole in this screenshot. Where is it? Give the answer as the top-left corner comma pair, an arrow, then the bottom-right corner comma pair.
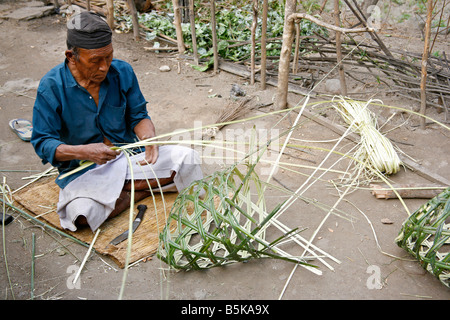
172,0 -> 186,53
420,0 -> 433,130
31,233 -> 36,300
334,0 -> 347,96
250,0 -> 258,85
276,12 -> 373,109
210,0 -> 218,74
189,0 -> 198,65
260,0 -> 268,90
127,0 -> 140,41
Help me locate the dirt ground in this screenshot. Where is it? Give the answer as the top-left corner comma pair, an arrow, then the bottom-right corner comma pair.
0,0 -> 449,304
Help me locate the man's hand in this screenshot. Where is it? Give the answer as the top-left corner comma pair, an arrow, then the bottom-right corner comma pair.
84,143 -> 120,165
139,144 -> 159,166
55,142 -> 120,165
134,118 -> 159,166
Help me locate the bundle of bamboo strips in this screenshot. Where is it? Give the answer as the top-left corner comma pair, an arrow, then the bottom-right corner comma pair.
332,96 -> 402,179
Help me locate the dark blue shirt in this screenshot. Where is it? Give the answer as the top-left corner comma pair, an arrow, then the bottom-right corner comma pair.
31,59 -> 150,189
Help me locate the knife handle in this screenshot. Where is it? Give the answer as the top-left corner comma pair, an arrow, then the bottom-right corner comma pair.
136,204 -> 147,220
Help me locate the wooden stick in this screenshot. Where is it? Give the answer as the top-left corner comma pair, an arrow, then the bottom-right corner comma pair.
210,0 -> 218,74
276,11 -> 373,109
346,0 -> 393,58
260,0 -> 268,90
71,0 -> 106,15
106,0 -> 114,29
334,0 -> 347,96
250,0 -> 258,85
420,0 -> 433,129
172,0 -> 186,53
370,183 -> 446,199
127,0 -> 140,41
189,0 -> 198,65
292,23 -> 300,74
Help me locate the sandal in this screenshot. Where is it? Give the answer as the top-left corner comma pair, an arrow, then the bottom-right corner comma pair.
9,118 -> 33,142
0,213 -> 13,226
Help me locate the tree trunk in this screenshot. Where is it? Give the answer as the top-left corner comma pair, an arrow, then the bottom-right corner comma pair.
276,0 -> 297,109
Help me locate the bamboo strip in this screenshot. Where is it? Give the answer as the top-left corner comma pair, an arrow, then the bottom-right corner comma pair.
73,228 -> 101,285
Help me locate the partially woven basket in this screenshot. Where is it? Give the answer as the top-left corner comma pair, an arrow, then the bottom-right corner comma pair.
157,163 -> 313,271
395,187 -> 450,288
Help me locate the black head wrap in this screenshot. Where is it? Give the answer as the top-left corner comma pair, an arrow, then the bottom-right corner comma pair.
67,11 -> 112,49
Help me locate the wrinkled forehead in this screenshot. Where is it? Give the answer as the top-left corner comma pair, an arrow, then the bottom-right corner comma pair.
78,43 -> 114,58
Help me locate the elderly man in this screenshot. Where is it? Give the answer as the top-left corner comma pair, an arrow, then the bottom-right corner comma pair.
31,11 -> 202,232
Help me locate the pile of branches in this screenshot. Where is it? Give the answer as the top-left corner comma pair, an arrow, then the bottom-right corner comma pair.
281,34 -> 450,114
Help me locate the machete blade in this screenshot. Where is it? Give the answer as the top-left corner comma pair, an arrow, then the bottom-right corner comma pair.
109,204 -> 147,246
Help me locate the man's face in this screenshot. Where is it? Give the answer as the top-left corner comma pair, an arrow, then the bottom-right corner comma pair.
72,43 -> 114,84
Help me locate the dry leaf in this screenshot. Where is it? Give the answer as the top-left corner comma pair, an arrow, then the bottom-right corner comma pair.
381,218 -> 394,224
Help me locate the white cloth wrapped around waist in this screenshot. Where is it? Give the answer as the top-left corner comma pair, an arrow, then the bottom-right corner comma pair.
56,145 -> 203,232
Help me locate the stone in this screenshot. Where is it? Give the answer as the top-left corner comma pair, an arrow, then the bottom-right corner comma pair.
324,79 -> 341,94
159,65 -> 171,72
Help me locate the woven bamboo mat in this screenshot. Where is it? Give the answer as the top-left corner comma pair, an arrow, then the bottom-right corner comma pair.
13,175 -> 178,268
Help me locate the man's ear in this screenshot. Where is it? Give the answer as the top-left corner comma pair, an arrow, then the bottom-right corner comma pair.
65,50 -> 76,63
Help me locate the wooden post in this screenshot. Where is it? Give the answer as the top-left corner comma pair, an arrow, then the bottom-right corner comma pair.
276,0 -> 297,109
106,0 -> 114,30
87,0 -> 91,11
189,0 -> 198,65
420,0 -> 433,130
127,0 -> 140,41
210,0 -> 218,74
276,13 -> 373,109
250,0 -> 258,85
260,0 -> 268,90
172,0 -> 186,53
334,0 -> 347,96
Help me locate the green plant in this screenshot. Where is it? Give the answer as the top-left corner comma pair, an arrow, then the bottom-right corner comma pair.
116,0 -> 328,64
